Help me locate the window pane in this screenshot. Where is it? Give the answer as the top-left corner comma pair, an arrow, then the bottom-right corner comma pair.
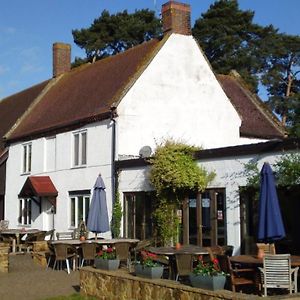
28,144 -> 32,172
18,199 -> 22,224
81,132 -> 87,165
28,200 -> 32,225
78,196 -> 83,226
84,196 -> 89,222
70,198 -> 75,227
74,134 -> 79,166
23,146 -> 27,173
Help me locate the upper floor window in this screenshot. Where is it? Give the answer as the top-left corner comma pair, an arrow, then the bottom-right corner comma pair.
22,143 -> 32,174
73,131 -> 87,167
18,198 -> 32,225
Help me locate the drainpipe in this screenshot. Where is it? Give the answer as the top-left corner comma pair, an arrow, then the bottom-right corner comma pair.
110,105 -> 118,205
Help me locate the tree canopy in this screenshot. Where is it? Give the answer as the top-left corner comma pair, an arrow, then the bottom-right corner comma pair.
72,9 -> 161,64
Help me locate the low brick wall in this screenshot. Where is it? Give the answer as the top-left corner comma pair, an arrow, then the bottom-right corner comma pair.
80,267 -> 260,300
0,242 -> 10,273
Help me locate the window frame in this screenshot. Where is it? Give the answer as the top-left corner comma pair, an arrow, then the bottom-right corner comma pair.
18,198 -> 32,225
72,130 -> 87,167
22,143 -> 32,174
69,193 -> 90,229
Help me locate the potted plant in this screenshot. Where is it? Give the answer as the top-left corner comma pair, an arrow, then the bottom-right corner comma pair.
135,251 -> 164,279
189,256 -> 227,291
94,247 -> 120,271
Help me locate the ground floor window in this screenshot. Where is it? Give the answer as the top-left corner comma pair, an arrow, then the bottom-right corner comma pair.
123,192 -> 156,240
69,192 -> 90,228
18,198 -> 31,225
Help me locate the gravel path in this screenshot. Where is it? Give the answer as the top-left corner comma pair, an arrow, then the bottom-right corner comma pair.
0,253 -> 80,300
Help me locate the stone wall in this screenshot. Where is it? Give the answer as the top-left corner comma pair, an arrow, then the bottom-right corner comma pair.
80,267 -> 260,300
0,242 -> 10,273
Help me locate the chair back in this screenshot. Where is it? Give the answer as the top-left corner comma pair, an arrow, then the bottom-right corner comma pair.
222,245 -> 234,257
263,254 -> 291,288
114,242 -> 131,261
45,229 -> 55,240
175,253 -> 194,276
216,254 -> 231,275
56,232 -> 73,240
256,243 -> 276,255
81,242 -> 97,260
53,243 -> 69,260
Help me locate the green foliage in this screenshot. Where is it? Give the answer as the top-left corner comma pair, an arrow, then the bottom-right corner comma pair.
193,256 -> 226,276
72,9 -> 161,63
192,0 -> 278,92
149,140 -> 216,201
111,190 -> 122,238
153,199 -> 179,246
95,247 -> 116,259
275,153 -> 300,186
242,161 -> 260,189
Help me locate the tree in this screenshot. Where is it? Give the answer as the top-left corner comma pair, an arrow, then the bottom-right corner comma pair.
261,34 -> 300,133
192,0 -> 278,92
72,9 -> 161,63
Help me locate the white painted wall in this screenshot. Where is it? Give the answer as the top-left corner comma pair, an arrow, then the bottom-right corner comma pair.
5,119 -> 113,238
118,147 -> 294,253
117,34 -> 246,157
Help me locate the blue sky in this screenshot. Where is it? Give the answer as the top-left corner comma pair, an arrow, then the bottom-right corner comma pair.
0,0 -> 299,100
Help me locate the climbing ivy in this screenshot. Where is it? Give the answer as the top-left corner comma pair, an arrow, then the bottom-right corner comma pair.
149,140 -> 216,245
111,181 -> 122,238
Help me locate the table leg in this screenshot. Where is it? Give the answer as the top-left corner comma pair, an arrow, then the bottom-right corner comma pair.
12,239 -> 16,253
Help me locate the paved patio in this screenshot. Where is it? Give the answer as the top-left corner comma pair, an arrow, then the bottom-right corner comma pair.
0,253 -> 80,300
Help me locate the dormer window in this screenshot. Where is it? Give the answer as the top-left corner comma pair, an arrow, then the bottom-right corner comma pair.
22,143 -> 32,174
73,131 -> 87,167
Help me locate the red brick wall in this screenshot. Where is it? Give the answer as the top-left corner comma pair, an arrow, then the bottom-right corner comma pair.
162,1 -> 191,35
53,43 -> 71,77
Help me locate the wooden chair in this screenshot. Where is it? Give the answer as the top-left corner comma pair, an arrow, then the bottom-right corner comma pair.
0,220 -> 9,230
216,254 -> 256,293
174,253 -> 194,281
256,243 -> 276,255
19,231 -> 47,252
258,254 -> 299,297
56,231 -> 74,240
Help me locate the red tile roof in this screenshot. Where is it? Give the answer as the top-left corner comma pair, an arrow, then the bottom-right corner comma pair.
0,80 -> 50,154
217,74 -> 286,139
18,176 -> 58,197
7,38 -> 163,142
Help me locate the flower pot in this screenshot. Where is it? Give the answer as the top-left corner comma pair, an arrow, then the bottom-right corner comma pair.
95,258 -> 120,271
189,274 -> 226,291
135,264 -> 164,279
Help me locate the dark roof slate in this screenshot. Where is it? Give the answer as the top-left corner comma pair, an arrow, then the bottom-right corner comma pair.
0,80 -> 50,154
217,74 -> 286,139
7,38 -> 162,141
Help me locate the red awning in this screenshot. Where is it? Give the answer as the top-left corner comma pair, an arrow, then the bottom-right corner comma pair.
19,176 -> 58,198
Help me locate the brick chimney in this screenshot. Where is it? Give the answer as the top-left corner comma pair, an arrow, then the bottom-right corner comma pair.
161,1 -> 191,35
53,42 -> 71,77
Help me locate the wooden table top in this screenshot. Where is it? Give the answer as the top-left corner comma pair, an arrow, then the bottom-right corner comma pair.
230,254 -> 300,267
50,238 -> 139,246
148,245 -> 209,256
0,229 -> 41,235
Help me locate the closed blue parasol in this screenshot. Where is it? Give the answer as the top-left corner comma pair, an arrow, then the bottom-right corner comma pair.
87,174 -> 109,238
258,162 -> 286,242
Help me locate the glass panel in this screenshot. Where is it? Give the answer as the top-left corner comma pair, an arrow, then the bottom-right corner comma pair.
189,194 -> 197,245
78,196 -> 83,226
18,199 -> 22,224
28,144 -> 32,172
126,194 -> 135,238
81,132 -> 87,165
23,146 -> 27,173
28,199 -> 32,225
84,196 -> 89,222
70,198 -> 75,227
24,200 -> 28,225
202,192 -> 211,247
74,134 -> 79,166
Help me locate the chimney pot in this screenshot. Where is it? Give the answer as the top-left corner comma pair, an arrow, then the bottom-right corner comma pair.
162,1 -> 191,35
53,43 -> 71,77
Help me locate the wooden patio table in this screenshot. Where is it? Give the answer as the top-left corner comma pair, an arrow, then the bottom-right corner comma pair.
0,228 -> 41,253
230,254 -> 300,268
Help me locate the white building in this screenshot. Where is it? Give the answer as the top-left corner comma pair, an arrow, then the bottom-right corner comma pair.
2,1 -> 291,251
